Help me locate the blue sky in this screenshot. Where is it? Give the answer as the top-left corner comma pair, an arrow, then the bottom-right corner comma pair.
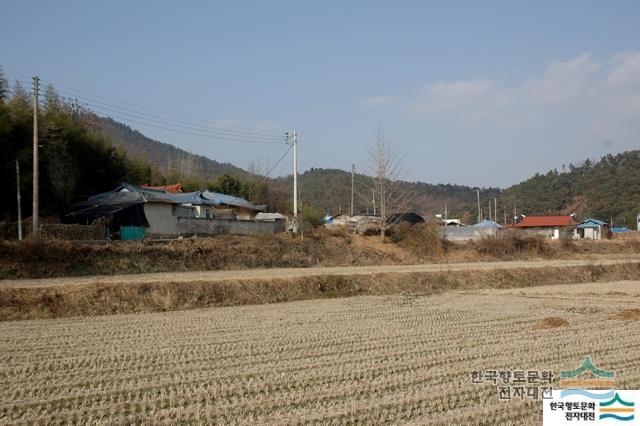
2,1 -> 640,187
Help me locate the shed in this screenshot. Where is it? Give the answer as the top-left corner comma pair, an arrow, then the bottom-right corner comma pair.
575,218 -> 609,240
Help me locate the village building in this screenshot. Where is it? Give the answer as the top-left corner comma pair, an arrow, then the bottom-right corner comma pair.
65,183 -> 284,239
574,218 -> 609,240
512,215 -> 576,239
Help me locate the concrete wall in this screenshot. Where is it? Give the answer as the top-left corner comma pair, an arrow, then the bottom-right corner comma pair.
142,203 -> 285,237
517,228 -> 571,239
177,218 -> 286,236
143,203 -> 179,235
440,226 -> 498,241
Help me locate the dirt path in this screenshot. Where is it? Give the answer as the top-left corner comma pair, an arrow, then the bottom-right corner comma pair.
3,256 -> 640,289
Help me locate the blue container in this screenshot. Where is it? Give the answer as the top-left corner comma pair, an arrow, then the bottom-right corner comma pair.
120,226 -> 146,240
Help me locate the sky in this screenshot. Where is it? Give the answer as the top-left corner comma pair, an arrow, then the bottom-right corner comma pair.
2,1 -> 640,188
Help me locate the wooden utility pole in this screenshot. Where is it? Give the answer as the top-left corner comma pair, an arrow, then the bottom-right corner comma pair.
32,76 -> 40,239
494,198 -> 497,223
476,189 -> 481,223
16,159 -> 22,241
350,164 -> 354,216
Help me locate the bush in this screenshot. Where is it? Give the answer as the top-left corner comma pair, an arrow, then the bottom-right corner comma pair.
391,223 -> 450,258
301,206 -> 325,228
474,234 -> 552,259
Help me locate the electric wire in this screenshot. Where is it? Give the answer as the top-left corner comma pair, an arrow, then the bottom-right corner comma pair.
37,77 -> 284,138
263,144 -> 293,178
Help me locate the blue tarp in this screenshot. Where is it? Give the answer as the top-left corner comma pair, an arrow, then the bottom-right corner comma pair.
202,190 -> 262,211
85,183 -> 262,211
611,227 -> 631,233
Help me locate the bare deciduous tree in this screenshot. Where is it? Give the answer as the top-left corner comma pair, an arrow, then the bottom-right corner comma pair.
361,129 -> 414,241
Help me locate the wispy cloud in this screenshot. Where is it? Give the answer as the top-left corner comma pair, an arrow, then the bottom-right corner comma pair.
403,51 -> 640,140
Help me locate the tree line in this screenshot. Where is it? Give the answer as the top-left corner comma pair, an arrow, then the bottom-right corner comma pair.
0,67 -> 283,222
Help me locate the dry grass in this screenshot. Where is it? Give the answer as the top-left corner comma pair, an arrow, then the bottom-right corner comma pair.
1,281 -> 639,424
2,262 -> 639,321
532,317 -> 569,329
2,230 -> 640,279
473,234 -> 552,259
391,223 -> 450,258
0,231 -> 403,279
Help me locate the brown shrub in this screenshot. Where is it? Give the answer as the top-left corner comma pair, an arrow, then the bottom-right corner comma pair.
391,223 -> 450,258
475,234 -> 553,259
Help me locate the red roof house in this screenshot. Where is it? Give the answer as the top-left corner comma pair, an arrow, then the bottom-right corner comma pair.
143,183 -> 184,193
512,215 -> 576,228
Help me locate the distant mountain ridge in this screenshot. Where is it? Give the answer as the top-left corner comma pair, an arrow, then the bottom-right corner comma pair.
98,117 -> 250,181
497,150 -> 640,227
93,115 -> 504,217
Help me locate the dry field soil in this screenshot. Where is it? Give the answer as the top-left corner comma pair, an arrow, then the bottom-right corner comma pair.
1,279 -> 639,424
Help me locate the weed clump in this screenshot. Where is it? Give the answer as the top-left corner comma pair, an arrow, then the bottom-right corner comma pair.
475,234 -> 553,259
391,223 -> 450,258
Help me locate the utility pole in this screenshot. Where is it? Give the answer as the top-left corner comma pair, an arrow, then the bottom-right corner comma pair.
293,130 -> 298,219
488,202 -> 492,222
444,204 -> 448,222
350,164 -> 354,216
16,160 -> 22,241
372,189 -> 376,216
494,198 -> 497,223
32,76 -> 40,240
476,189 -> 481,223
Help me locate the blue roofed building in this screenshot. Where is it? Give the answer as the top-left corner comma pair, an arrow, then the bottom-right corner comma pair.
574,218 -> 609,240
65,183 -> 283,239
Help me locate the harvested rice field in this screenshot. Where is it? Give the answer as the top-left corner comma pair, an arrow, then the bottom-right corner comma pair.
1,280 -> 639,424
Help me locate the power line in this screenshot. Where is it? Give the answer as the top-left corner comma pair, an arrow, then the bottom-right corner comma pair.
77,102 -> 285,144
263,144 -> 293,178
36,77 -> 285,138
54,88 -> 284,141
87,109 -> 286,145
9,78 -> 288,145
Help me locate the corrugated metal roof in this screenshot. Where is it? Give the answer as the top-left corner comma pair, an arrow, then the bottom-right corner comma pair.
473,219 -> 503,228
84,183 -> 262,211
201,190 -> 263,211
576,218 -> 608,228
513,215 -> 576,228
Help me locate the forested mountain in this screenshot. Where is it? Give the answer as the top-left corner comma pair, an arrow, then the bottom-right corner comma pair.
496,151 -> 640,227
98,117 -> 249,182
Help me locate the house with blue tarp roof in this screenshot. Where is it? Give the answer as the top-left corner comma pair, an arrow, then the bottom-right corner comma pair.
574,218 -> 609,240
64,183 -> 281,239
